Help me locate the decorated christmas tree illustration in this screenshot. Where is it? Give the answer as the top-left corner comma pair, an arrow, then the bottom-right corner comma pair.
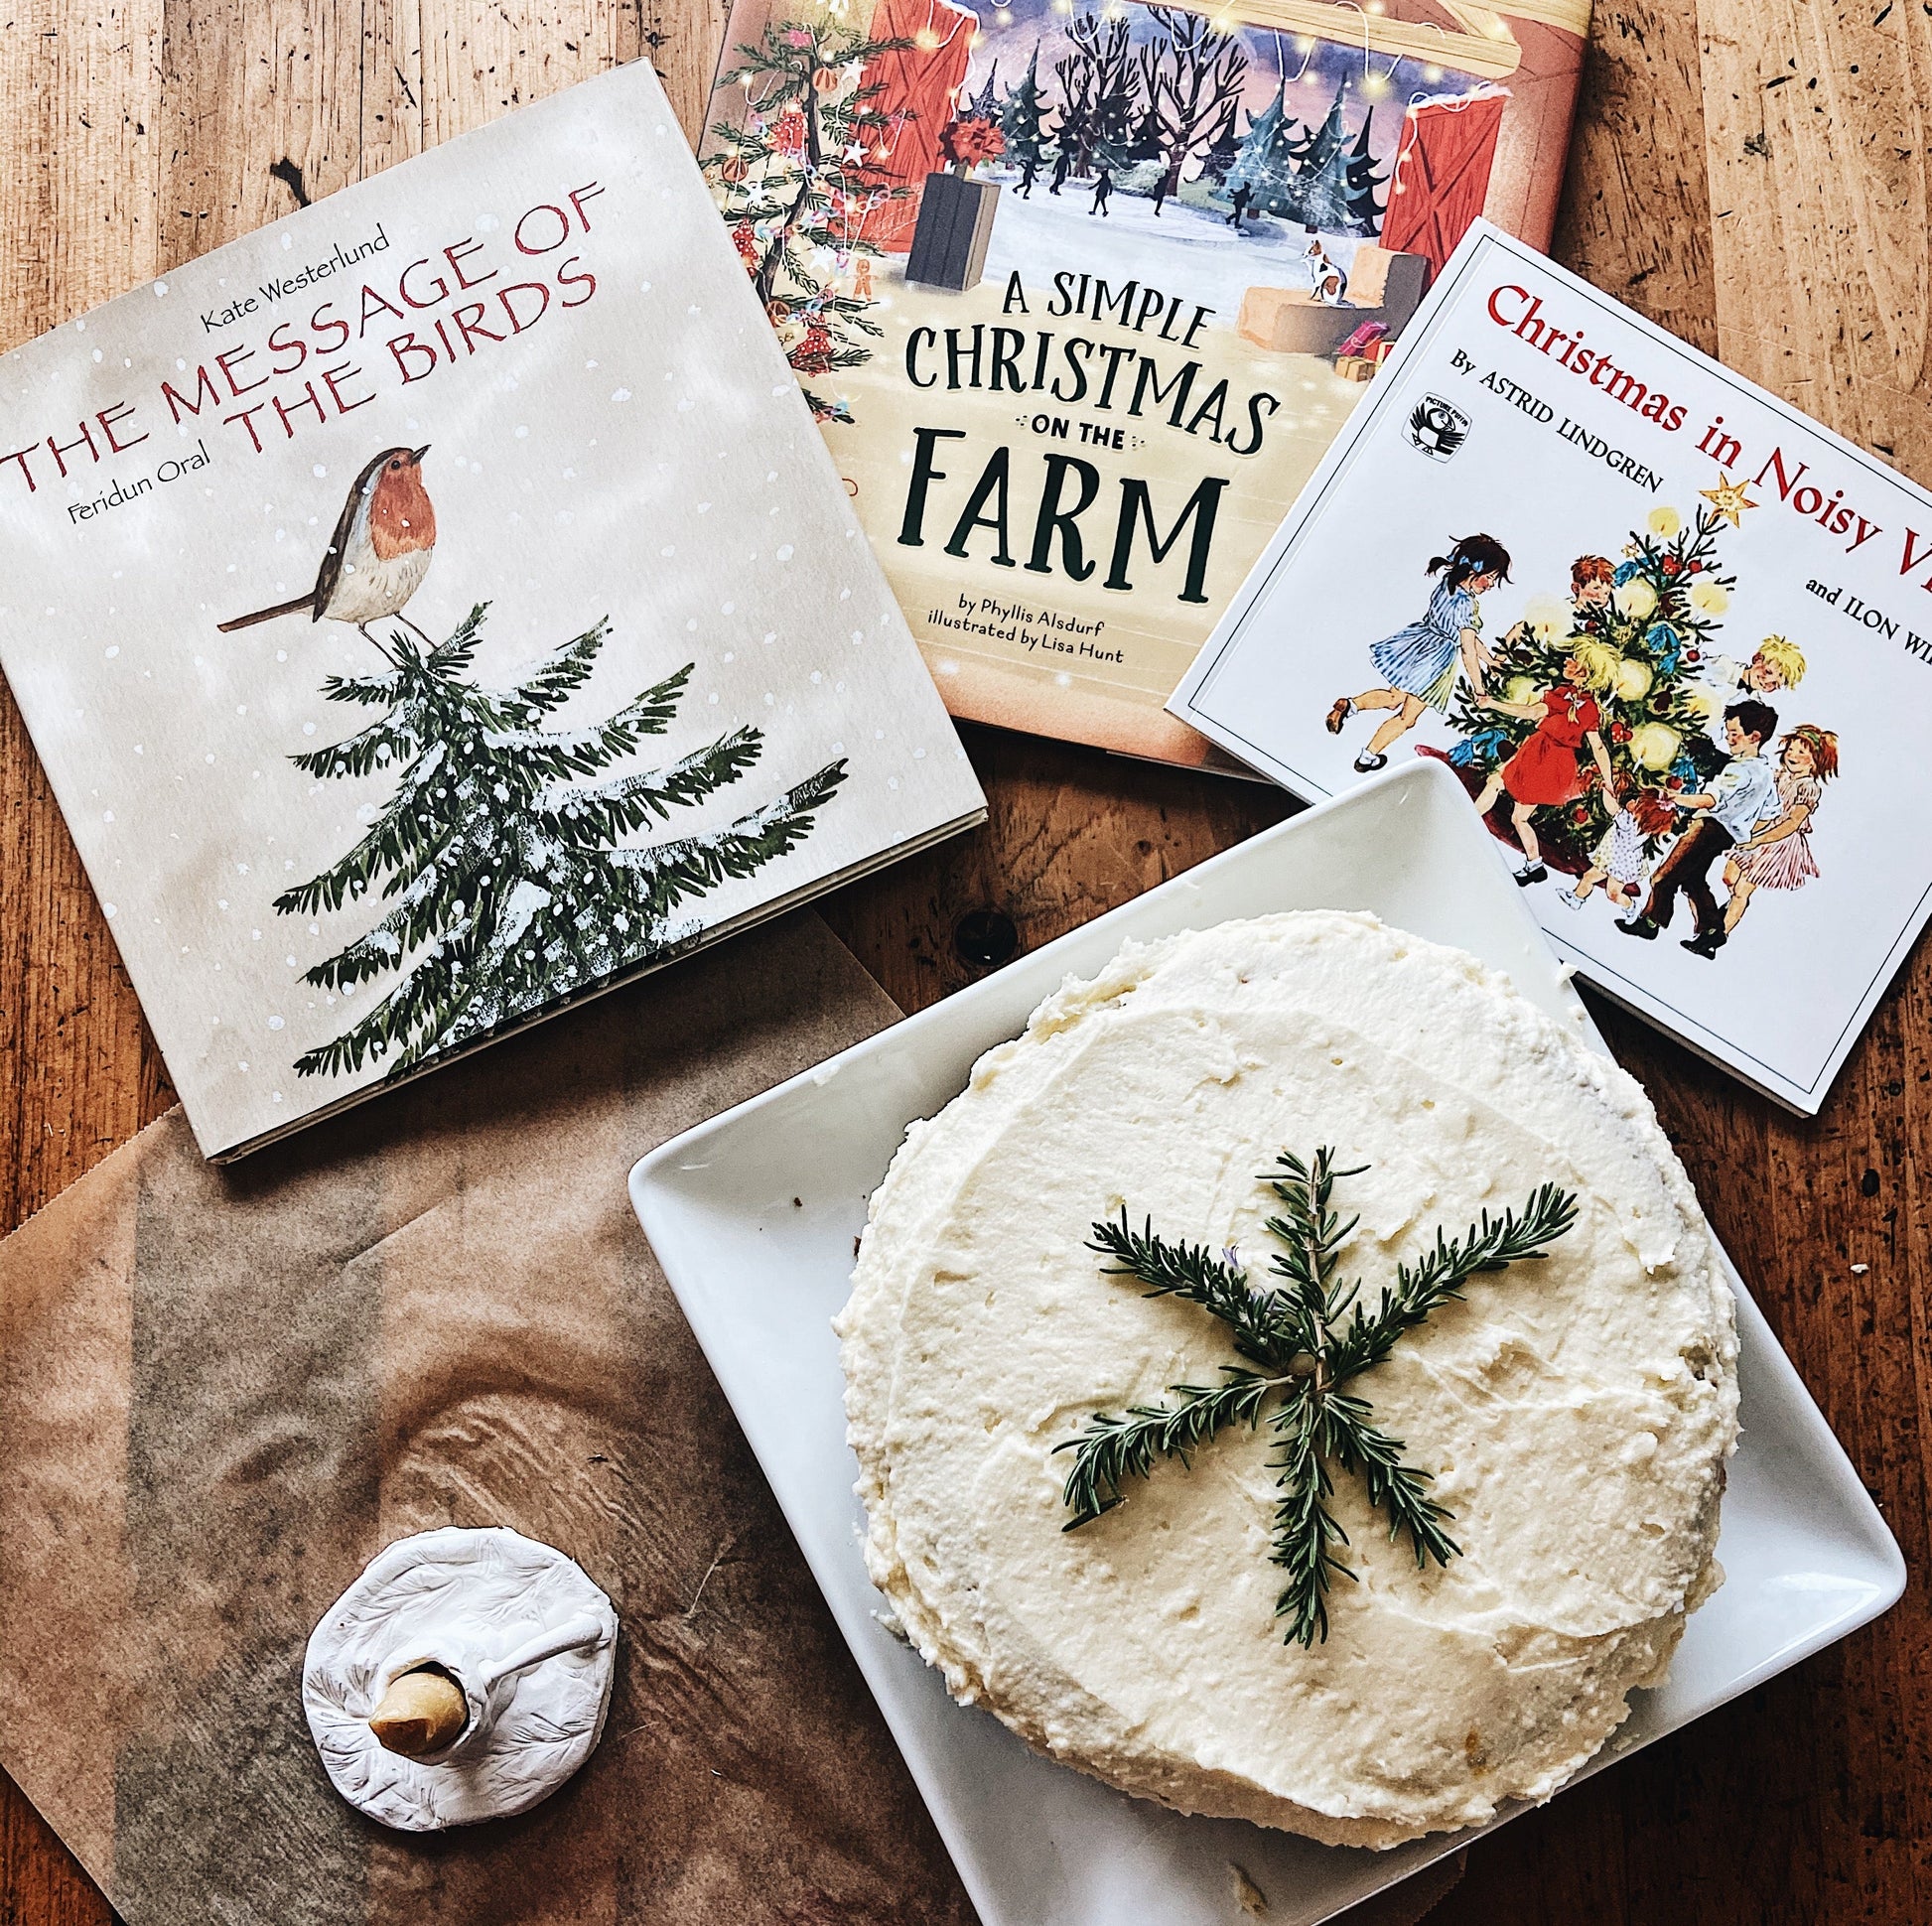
1445,504 -> 1736,874
704,17 -> 911,423
1341,113 -> 1387,234
1284,87 -> 1358,229
277,608 -> 846,1081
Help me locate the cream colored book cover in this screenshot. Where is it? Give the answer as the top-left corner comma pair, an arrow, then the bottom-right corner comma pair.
0,61 -> 983,1159
700,0 -> 1589,764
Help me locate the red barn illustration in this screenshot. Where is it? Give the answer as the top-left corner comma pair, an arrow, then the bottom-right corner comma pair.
858,0 -> 978,253
1381,87 -> 1510,279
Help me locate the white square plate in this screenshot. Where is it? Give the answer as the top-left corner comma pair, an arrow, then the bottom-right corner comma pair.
629,759 -> 1904,1926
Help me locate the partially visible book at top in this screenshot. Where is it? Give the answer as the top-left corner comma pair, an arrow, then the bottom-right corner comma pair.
700,0 -> 1590,763
0,63 -> 984,1160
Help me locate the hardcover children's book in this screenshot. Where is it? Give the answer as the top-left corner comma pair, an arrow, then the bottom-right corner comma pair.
699,0 -> 1589,762
0,62 -> 984,1160
1170,221 -> 1932,1112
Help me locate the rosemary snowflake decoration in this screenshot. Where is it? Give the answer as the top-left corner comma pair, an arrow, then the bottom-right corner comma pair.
1055,1149 -> 1579,1646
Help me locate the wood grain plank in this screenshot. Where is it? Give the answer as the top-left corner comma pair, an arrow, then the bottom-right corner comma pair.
1700,0 -> 1932,470
2,0 -> 1930,1919
0,6 -> 166,1914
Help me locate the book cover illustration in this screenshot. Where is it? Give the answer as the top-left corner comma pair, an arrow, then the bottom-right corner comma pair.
700,0 -> 1588,762
1170,222 -> 1932,1113
0,62 -> 983,1159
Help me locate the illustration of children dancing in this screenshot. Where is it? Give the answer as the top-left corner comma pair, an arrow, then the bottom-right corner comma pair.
1722,724 -> 1837,933
1469,641 -> 1619,885
1327,534 -> 1511,772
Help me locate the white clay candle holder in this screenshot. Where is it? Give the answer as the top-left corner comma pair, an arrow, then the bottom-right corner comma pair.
303,1526 -> 619,1832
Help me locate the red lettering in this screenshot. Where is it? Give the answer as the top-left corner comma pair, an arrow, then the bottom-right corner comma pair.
310,302 -> 350,353
513,203 -> 571,256
358,283 -> 406,333
215,344 -> 268,398
444,236 -> 497,290
222,403 -> 270,452
266,321 -> 309,375
272,381 -> 328,438
451,302 -> 503,352
398,256 -> 450,309
386,332 -> 442,382
46,421 -> 98,478
96,400 -> 148,455
497,281 -> 552,333
1753,445 -> 1807,501
321,359 -> 373,414
557,257 -> 596,309
161,365 -> 222,422
566,181 -> 606,231
1485,283 -> 1535,330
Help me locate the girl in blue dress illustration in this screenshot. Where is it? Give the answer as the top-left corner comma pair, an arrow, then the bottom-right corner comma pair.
1326,534 -> 1512,771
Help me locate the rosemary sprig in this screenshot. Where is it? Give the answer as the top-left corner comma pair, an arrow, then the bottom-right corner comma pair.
1057,1367 -> 1279,1525
1055,1149 -> 1579,1646
1086,1211 -> 1282,1364
1326,1182 -> 1579,1383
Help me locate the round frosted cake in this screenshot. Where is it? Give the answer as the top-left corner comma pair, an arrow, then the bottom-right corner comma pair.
836,911 -> 1737,1848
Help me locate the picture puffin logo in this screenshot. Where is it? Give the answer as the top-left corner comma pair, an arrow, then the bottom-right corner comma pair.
1407,396 -> 1470,463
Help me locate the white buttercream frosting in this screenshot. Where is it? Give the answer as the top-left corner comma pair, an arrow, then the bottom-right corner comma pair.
837,912 -> 1737,1847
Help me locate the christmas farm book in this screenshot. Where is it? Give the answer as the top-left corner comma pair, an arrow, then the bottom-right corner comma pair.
0,62 -> 984,1161
699,0 -> 1589,764
1172,223 -> 1932,1114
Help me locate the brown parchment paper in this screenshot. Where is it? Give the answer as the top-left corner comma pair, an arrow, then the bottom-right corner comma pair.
0,910 -> 985,1926
0,905 -> 1461,1926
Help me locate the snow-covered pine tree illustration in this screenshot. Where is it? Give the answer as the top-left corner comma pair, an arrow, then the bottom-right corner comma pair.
276,605 -> 845,1081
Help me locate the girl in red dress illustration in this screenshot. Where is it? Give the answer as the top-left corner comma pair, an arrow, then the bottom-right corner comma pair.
1470,643 -> 1618,886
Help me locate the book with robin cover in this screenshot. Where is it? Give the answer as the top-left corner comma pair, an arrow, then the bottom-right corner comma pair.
0,61 -> 984,1160
699,0 -> 1590,764
1171,222 -> 1932,1113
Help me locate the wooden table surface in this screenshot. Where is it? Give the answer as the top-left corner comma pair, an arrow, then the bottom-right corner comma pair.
0,1 -> 1925,1921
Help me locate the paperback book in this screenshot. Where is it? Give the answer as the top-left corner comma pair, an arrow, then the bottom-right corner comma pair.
700,0 -> 1589,762
0,62 -> 984,1160
1171,222 -> 1932,1112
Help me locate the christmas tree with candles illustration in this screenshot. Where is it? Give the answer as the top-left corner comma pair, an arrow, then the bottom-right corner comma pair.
1445,504 -> 1737,872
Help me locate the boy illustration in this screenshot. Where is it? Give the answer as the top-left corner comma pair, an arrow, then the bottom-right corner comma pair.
1617,698 -> 1780,958
1702,634 -> 1805,700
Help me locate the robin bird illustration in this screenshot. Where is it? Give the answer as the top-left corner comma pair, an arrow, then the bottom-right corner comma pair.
218,445 -> 435,644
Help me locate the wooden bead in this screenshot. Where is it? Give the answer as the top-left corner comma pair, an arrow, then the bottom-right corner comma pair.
368,1669 -> 468,1757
